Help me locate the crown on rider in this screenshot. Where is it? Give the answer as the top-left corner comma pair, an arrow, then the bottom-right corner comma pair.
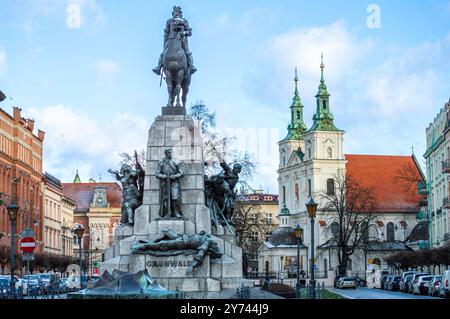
172,6 -> 183,17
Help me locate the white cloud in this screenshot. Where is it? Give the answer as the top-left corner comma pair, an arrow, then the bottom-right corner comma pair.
95,60 -> 120,78
0,48 -> 7,74
244,20 -> 374,107
24,105 -> 148,182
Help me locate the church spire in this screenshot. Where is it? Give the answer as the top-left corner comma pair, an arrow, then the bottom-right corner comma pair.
283,68 -> 308,141
73,170 -> 81,183
309,53 -> 342,132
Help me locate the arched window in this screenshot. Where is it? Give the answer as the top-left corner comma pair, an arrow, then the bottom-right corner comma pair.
386,222 -> 395,242
296,111 -> 300,120
295,183 -> 299,202
282,186 -> 286,204
327,147 -> 332,158
327,179 -> 335,196
308,148 -> 311,159
322,99 -> 327,109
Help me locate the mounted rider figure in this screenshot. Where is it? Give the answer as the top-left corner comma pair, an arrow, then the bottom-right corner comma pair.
153,6 -> 197,76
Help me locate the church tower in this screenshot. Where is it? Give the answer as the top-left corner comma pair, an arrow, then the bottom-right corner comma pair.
302,54 -> 346,208
279,69 -> 308,170
278,69 -> 308,208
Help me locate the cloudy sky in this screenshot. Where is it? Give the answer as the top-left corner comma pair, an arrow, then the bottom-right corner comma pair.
0,0 -> 449,192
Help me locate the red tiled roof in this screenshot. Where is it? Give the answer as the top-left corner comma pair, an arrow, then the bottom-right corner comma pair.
61,182 -> 122,212
345,155 -> 423,213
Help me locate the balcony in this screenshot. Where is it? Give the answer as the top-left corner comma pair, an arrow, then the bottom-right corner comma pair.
442,159 -> 450,174
418,181 -> 429,195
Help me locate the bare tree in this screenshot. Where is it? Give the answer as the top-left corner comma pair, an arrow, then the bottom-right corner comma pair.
188,103 -> 257,187
317,173 -> 379,276
232,202 -> 274,272
118,150 -> 146,171
392,162 -> 424,196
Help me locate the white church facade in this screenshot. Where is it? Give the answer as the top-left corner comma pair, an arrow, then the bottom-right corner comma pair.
258,57 -> 427,284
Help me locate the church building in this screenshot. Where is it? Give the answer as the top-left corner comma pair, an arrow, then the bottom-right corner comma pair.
258,56 -> 426,283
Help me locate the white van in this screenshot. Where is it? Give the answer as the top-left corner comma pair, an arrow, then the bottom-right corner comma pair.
440,270 -> 450,298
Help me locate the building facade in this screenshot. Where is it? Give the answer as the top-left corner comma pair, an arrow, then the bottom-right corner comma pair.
426,99 -> 450,248
235,191 -> 279,272
259,58 -> 424,283
0,106 -> 45,253
61,194 -> 76,257
42,173 -> 63,255
62,177 -> 121,276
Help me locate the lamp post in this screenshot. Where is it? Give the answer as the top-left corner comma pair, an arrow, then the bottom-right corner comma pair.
72,224 -> 85,290
306,197 -> 318,300
7,203 -> 19,298
294,224 -> 303,299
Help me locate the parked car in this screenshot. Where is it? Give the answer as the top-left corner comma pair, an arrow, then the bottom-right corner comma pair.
353,276 -> 366,287
37,273 -> 60,294
0,277 -> 10,295
333,275 -> 344,288
400,271 -> 417,292
383,275 -> 395,290
387,276 -> 401,291
338,277 -> 357,289
428,275 -> 442,297
22,275 -> 45,295
403,275 -> 414,293
0,275 -> 22,292
380,275 -> 387,290
412,275 -> 434,295
440,270 -> 450,298
409,273 -> 430,294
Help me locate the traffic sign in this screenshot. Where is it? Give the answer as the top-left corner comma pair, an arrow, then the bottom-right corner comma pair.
20,237 -> 36,253
22,253 -> 35,262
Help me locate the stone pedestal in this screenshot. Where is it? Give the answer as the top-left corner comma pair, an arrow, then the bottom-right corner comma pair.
100,113 -> 252,297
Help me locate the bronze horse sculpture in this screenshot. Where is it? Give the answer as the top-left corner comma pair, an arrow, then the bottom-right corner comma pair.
162,19 -> 192,107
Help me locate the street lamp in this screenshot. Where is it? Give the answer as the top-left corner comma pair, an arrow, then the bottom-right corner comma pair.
306,197 -> 318,299
71,224 -> 85,289
294,224 -> 303,299
7,203 -> 19,298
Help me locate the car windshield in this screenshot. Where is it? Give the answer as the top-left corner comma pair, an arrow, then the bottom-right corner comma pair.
422,277 -> 433,281
344,278 -> 354,281
393,277 -> 401,282
24,275 -> 40,280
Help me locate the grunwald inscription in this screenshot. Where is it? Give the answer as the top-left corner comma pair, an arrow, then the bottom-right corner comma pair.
146,260 -> 193,268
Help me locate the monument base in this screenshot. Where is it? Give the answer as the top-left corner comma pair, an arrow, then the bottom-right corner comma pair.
101,113 -> 251,298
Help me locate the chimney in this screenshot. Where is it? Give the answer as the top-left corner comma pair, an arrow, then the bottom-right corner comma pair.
27,119 -> 35,132
38,130 -> 45,141
13,107 -> 22,120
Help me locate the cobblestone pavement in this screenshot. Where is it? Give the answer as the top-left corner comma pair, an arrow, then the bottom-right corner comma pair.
329,287 -> 442,299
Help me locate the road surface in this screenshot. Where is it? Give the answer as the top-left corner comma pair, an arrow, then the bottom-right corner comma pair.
329,287 -> 442,299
